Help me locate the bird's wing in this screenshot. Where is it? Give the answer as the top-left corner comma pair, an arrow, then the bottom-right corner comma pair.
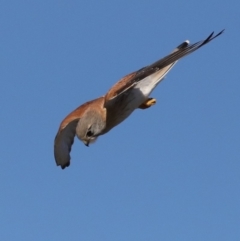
54,119 -> 79,169
54,97 -> 104,169
104,30 -> 224,104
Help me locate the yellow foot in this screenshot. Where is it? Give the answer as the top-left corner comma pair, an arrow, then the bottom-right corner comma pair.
138,98 -> 157,109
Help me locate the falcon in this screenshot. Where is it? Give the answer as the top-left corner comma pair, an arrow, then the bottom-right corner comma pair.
54,30 -> 224,169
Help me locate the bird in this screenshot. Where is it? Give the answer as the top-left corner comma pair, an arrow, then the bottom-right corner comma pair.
54,30 -> 224,169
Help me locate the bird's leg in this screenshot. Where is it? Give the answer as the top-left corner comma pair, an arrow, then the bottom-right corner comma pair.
138,98 -> 157,109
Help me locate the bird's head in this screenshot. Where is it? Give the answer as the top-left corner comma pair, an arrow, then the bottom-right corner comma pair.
76,110 -> 106,146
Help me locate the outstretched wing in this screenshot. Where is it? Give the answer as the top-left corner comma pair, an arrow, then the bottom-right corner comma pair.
105,30 -> 224,103
54,97 -> 104,169
54,119 -> 79,169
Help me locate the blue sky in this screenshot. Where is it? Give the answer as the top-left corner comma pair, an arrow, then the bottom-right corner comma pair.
1,1 -> 239,240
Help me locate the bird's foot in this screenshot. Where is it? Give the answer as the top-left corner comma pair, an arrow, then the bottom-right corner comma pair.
138,98 -> 157,109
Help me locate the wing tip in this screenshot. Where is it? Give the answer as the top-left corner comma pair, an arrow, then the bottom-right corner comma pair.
54,131 -> 72,170
58,161 -> 70,169
54,148 -> 71,169
215,29 -> 225,38
202,29 -> 225,45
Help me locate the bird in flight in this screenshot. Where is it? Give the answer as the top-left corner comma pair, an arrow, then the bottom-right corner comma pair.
54,30 -> 224,169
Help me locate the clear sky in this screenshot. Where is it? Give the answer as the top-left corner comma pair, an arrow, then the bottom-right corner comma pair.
1,1 -> 239,240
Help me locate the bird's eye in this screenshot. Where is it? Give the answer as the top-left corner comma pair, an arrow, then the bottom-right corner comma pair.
86,130 -> 93,137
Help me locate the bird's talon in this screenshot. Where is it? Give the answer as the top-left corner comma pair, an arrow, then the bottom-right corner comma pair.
139,98 -> 157,109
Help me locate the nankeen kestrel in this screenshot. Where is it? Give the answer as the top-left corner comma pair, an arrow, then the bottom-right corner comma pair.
54,30 -> 224,169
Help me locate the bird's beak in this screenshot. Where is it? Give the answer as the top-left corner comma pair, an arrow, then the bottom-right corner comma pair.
84,141 -> 89,147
